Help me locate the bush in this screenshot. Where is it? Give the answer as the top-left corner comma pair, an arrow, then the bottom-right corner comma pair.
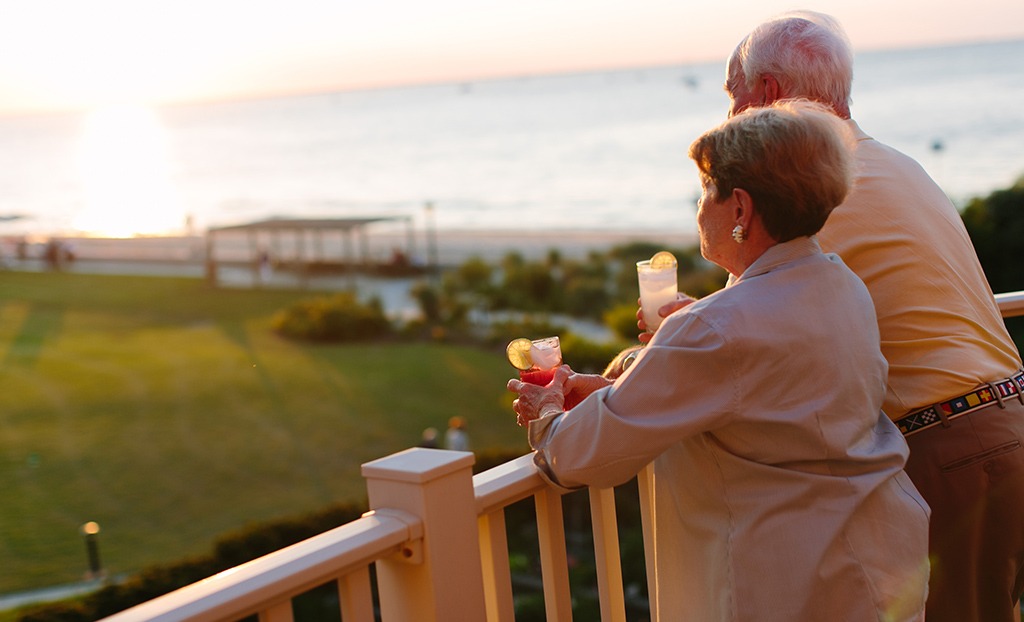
449,256 -> 494,295
410,280 -> 471,329
679,263 -> 729,299
410,281 -> 443,323
499,262 -> 560,312
560,333 -> 633,375
604,302 -> 643,342
961,177 -> 1024,294
17,604 -> 89,622
485,315 -> 569,349
960,177 -> 1024,350
563,276 -> 612,319
272,293 -> 391,342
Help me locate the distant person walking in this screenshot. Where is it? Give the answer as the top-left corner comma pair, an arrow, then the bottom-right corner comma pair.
257,249 -> 272,284
444,417 -> 470,452
44,238 -> 72,270
418,427 -> 439,449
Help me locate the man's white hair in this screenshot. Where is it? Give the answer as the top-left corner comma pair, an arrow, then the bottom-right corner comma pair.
736,10 -> 854,114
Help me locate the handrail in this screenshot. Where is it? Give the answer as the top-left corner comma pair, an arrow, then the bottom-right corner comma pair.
996,291 -> 1024,318
101,510 -> 421,622
473,453 -> 546,515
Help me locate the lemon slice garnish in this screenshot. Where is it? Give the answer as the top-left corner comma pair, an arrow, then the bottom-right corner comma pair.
650,251 -> 677,269
506,338 -> 534,370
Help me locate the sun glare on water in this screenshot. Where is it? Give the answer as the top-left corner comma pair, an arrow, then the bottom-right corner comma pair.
73,105 -> 185,238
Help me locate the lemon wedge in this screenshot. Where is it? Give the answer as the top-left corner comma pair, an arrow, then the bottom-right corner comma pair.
650,251 -> 677,269
506,338 -> 534,370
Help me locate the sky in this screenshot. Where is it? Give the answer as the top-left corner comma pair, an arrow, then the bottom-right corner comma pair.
1,0 -> 1023,115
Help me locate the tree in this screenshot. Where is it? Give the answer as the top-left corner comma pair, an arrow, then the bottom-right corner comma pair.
960,176 -> 1024,348
961,176 -> 1024,294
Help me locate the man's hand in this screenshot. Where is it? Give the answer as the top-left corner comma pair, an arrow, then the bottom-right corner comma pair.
563,369 -> 613,408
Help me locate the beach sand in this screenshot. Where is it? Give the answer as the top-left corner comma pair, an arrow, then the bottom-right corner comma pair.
28,228 -> 697,267
419,229 -> 697,265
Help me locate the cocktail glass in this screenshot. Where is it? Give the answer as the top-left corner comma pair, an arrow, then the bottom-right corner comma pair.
514,336 -> 562,386
507,335 -> 589,410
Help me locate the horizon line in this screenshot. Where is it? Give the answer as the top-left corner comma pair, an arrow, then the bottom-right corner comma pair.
1,33 -> 1020,120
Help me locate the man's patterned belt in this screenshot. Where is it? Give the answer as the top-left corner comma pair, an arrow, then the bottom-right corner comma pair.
895,371 -> 1024,437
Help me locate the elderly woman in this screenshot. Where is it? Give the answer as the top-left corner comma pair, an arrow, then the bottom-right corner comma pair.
508,100 -> 930,621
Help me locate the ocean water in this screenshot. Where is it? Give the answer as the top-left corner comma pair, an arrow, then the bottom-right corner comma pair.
0,38 -> 1022,240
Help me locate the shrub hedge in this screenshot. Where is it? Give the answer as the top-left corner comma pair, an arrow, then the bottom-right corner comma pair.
271,293 -> 391,342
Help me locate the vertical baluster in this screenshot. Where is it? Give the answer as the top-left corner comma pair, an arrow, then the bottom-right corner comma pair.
535,487 -> 573,621
338,567 -> 375,622
589,487 -> 626,622
258,600 -> 294,622
478,510 -> 516,622
637,463 -> 657,617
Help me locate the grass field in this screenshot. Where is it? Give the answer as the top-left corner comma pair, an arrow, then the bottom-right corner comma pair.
0,271 -> 528,594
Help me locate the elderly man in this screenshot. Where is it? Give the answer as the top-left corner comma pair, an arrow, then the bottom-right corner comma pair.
688,12 -> 1023,622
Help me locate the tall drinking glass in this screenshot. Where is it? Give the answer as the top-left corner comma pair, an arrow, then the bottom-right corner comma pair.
637,252 -> 678,332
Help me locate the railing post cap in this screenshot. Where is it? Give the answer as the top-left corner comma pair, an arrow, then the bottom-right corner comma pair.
362,447 -> 475,483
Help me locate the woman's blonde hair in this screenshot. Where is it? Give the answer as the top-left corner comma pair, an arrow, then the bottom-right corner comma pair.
688,99 -> 855,241
603,345 -> 644,380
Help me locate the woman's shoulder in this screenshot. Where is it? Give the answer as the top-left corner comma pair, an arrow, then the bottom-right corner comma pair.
698,248 -> 869,320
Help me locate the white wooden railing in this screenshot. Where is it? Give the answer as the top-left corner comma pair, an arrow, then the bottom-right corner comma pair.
100,292 -> 1024,622
995,290 -> 1024,318
100,449 -> 650,622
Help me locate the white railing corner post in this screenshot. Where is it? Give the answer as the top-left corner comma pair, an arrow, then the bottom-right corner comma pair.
362,448 -> 487,622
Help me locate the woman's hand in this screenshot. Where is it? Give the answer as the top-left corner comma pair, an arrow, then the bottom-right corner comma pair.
637,293 -> 697,343
507,366 -> 569,427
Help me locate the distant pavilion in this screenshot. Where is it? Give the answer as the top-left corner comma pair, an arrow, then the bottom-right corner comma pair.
204,216 -> 418,286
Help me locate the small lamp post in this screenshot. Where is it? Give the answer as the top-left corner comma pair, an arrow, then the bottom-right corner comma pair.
80,521 -> 103,580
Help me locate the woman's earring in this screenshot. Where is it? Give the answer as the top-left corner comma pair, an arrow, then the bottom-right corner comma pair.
732,225 -> 747,244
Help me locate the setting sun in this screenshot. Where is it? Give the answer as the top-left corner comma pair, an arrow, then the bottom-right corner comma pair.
73,105 -> 185,237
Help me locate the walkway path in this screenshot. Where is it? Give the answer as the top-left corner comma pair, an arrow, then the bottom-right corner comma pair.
0,579 -> 107,612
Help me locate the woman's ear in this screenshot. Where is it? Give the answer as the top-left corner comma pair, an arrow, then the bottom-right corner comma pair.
732,188 -> 755,228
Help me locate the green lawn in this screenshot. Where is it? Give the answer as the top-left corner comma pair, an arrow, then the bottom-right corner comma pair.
0,272 -> 528,593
